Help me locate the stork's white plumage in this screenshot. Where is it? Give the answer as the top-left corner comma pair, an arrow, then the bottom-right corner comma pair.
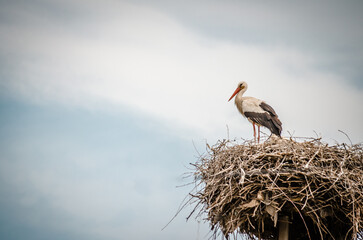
228,81 -> 282,142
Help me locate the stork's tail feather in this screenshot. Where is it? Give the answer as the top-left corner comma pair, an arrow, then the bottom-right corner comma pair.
270,116 -> 282,137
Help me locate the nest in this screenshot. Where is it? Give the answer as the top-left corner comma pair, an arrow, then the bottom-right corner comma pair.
189,137 -> 363,240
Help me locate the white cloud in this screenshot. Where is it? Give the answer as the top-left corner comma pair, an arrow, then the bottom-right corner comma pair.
1,0 -> 362,143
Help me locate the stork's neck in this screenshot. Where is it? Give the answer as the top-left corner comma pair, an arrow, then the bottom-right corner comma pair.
234,88 -> 246,114
234,88 -> 245,104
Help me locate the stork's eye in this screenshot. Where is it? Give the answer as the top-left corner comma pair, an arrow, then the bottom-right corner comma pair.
239,84 -> 243,88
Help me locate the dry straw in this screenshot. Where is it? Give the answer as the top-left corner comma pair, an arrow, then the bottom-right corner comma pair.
188,137 -> 363,240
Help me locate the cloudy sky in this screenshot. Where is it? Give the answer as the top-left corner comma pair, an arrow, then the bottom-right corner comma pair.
0,0 -> 362,239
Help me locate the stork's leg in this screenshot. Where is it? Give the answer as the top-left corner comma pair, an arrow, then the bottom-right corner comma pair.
258,125 -> 261,143
252,122 -> 256,142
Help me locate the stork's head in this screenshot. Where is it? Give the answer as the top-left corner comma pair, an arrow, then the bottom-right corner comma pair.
228,81 -> 248,101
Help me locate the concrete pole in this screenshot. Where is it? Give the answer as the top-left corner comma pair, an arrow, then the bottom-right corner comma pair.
278,215 -> 289,240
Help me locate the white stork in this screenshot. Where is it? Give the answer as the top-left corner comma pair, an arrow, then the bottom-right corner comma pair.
228,81 -> 282,142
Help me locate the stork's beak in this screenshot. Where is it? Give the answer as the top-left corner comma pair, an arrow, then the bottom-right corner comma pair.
228,87 -> 241,102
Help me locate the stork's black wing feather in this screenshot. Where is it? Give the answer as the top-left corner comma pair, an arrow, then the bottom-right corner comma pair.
260,102 -> 277,116
244,101 -> 282,136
